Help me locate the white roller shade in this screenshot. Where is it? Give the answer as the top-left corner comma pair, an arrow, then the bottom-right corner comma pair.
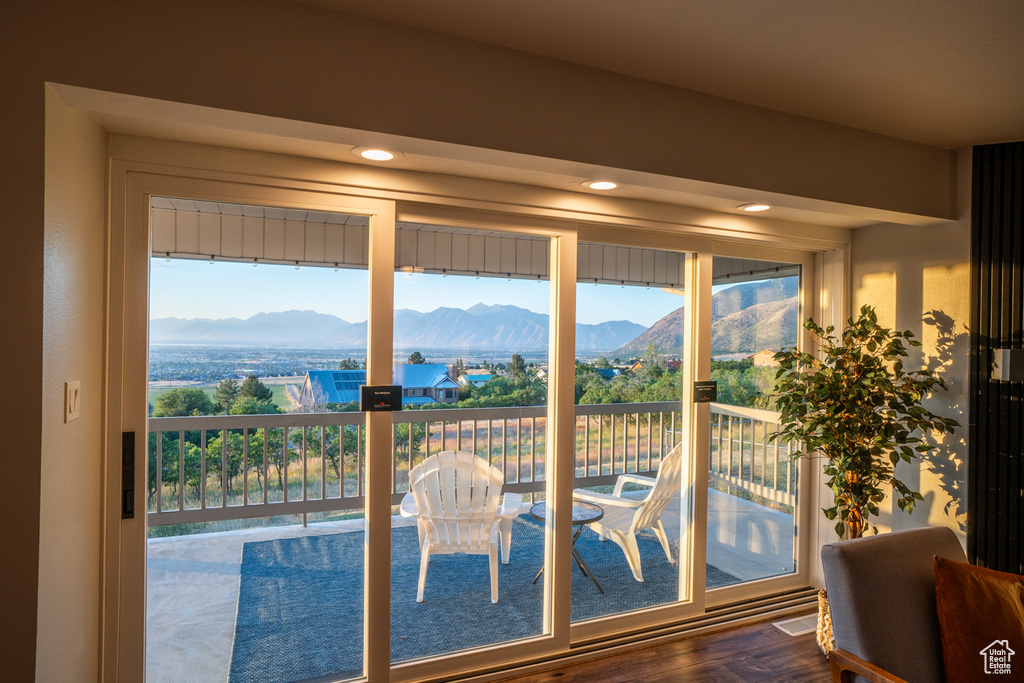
150,198 -> 370,268
394,224 -> 549,280
150,199 -> 797,286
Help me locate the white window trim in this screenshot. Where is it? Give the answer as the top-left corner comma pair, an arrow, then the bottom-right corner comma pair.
105,135 -> 850,683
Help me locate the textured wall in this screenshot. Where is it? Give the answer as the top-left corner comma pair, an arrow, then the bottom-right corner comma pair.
38,86 -> 107,682
0,0 -> 966,677
849,149 -> 972,543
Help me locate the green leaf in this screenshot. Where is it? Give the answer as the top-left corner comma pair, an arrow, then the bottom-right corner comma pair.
765,304 -> 947,537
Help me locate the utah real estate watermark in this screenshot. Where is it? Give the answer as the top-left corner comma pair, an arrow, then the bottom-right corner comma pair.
980,640 -> 1015,675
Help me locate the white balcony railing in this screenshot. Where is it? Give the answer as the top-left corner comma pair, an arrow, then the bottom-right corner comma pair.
147,402 -> 793,526
709,403 -> 797,509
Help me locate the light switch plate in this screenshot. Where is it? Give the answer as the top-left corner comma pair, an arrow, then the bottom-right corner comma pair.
65,380 -> 81,423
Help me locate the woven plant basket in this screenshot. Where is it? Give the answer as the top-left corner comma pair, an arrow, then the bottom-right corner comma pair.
816,588 -> 835,656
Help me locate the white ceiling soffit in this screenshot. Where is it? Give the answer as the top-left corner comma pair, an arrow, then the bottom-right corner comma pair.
60,84 -> 937,230
150,199 -> 796,286
307,0 -> 1024,150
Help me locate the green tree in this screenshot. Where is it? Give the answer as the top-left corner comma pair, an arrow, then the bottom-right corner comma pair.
213,378 -> 240,414
152,388 -> 214,417
148,431 -> 191,501
323,401 -> 361,412
249,426 -> 287,492
637,368 -> 682,402
239,374 -> 274,402
338,358 -> 363,370
320,424 -> 363,495
770,305 -> 959,539
408,351 -> 426,364
230,396 -> 281,415
595,357 -> 612,369
205,430 -> 245,498
508,353 -> 526,379
450,374 -> 546,408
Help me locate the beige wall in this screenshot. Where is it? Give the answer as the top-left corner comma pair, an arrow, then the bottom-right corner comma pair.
0,0 -> 970,679
0,62 -> 47,683
7,1 -> 954,219
850,149 -> 973,544
37,88 -> 107,681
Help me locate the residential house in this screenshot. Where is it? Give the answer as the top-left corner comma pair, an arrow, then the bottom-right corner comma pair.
393,364 -> 460,405
298,370 -> 365,410
457,373 -> 495,388
748,350 -> 780,367
5,2 -> 1021,681
300,366 -> 459,410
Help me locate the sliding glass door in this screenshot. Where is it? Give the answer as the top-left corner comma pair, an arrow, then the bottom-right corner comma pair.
144,199 -> 374,683
111,163 -> 812,682
389,223 -> 552,662
571,242 -> 698,622
704,255 -> 804,590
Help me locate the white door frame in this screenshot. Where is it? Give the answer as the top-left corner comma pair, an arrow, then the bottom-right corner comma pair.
103,141 -> 839,681
105,163 -> 400,681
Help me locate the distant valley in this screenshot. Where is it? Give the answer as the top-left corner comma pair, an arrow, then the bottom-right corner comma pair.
151,278 -> 799,356
151,304 -> 646,353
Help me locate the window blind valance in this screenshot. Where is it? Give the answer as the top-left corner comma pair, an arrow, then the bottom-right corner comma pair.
151,198 -> 796,287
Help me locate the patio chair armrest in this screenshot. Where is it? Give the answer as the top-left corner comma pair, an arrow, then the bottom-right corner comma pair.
572,488 -> 644,508
612,473 -> 656,497
399,492 -> 418,518
499,492 -> 523,517
828,648 -> 909,683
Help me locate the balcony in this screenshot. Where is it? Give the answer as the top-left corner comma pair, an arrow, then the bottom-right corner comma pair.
146,402 -> 797,682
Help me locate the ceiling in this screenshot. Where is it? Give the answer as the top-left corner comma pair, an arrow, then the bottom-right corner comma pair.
304,0 -> 1024,150
72,84 -> 891,229
70,2 -> 1023,232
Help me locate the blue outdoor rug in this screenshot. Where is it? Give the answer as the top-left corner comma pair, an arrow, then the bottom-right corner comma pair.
229,517 -> 739,683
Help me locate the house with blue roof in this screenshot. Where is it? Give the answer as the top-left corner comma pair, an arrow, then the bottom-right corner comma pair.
299,364 -> 459,410
393,364 -> 460,405
457,373 -> 495,388
299,370 -> 366,409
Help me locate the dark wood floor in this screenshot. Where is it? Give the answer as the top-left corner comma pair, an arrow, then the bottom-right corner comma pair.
498,618 -> 831,683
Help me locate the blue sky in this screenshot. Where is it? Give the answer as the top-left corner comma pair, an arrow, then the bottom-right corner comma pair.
150,258 -> 695,326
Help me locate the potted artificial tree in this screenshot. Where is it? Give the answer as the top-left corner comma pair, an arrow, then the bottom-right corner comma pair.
769,305 -> 959,653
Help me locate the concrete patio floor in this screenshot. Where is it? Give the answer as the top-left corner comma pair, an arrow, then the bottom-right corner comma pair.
145,490 -> 794,682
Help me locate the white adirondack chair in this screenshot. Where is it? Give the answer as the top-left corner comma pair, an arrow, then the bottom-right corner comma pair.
406,450 -> 520,603
572,442 -> 684,582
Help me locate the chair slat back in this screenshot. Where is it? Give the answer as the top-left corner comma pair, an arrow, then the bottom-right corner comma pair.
409,450 -> 505,552
632,442 -> 684,533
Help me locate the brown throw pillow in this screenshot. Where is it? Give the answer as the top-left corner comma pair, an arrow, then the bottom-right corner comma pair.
934,555 -> 1024,682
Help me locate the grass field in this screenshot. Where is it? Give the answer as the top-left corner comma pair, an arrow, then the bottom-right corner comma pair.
148,380 -> 298,413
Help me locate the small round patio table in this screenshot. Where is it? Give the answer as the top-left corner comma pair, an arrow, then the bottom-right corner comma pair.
530,499 -> 604,593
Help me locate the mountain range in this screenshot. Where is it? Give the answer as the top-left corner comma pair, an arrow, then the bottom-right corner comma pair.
150,304 -> 646,352
613,278 -> 799,356
150,278 -> 798,356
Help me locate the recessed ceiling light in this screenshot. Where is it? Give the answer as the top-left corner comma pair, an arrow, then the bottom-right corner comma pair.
585,180 -> 618,191
355,148 -> 396,162
738,203 -> 771,212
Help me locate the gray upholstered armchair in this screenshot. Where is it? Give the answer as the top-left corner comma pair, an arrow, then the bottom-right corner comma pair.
820,526 -> 967,683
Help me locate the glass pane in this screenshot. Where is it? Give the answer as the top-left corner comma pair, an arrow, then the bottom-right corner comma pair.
146,199 -> 369,682
706,256 -> 800,587
572,243 -> 692,621
390,224 -> 550,661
